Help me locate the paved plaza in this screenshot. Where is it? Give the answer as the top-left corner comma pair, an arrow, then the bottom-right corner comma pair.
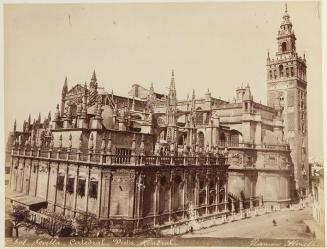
182,207 -> 316,240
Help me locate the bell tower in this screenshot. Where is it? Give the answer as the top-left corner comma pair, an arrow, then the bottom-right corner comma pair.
266,4 -> 309,197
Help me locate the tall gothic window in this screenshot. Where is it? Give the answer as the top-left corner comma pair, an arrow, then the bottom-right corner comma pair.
89,181 -> 98,199
198,132 -> 205,149
66,177 -> 75,194
57,175 -> 65,191
279,65 -> 284,78
77,178 -> 86,197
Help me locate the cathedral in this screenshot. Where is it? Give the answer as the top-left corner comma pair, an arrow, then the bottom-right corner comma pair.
8,5 -> 309,233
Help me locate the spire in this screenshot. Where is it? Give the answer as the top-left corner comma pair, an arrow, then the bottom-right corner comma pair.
38,112 -> 41,123
192,89 -> 195,100
62,77 -> 68,98
13,120 -> 16,132
28,114 -> 31,125
170,69 -> 175,90
84,81 -> 88,93
48,111 -> 51,122
22,120 -> 26,132
55,104 -> 60,119
205,88 -> 211,101
281,2 -> 292,27
91,70 -> 97,82
90,70 -> 97,90
132,96 -> 135,111
150,82 -> 154,92
167,69 -> 177,106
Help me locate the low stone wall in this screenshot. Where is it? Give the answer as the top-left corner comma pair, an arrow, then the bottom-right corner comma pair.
160,205 -> 281,236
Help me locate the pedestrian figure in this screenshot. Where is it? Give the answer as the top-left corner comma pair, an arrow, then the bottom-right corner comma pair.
272,219 -> 277,226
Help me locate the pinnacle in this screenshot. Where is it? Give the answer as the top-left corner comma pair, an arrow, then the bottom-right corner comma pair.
91,70 -> 97,82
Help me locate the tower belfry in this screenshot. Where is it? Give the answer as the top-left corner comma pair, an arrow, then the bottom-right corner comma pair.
266,4 -> 309,196
276,3 -> 296,56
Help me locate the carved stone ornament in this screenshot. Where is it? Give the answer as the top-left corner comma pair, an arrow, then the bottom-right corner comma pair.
228,151 -> 242,167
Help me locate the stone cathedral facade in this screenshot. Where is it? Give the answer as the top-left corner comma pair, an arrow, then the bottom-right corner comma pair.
8,6 -> 308,233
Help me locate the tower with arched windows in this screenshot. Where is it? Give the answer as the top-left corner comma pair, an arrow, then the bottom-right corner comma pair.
266,4 -> 309,197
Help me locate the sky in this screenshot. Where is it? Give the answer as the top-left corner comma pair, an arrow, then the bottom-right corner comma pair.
4,1 -> 323,162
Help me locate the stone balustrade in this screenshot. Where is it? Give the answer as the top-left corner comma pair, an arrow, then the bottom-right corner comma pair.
218,142 -> 290,151
11,145 -> 228,167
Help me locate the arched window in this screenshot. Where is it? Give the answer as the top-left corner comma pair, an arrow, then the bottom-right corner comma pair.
274,70 -> 277,79
220,133 -> 226,147
279,65 -> 284,78
198,131 -> 204,149
290,67 -> 294,77
269,71 -> 272,79
286,67 -> 289,77
196,108 -> 203,124
282,42 -> 287,52
230,130 -> 242,146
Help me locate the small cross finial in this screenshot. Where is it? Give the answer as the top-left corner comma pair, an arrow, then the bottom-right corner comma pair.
285,3 -> 288,13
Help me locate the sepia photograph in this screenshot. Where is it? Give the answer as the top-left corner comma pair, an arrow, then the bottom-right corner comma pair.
2,1 -> 325,247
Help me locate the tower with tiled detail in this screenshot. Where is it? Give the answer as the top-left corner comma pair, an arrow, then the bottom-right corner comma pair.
266,4 -> 309,197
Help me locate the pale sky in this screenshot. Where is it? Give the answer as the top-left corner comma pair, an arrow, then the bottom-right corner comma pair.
4,2 -> 323,162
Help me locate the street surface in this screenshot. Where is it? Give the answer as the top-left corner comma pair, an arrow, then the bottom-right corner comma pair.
182,207 -> 315,240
